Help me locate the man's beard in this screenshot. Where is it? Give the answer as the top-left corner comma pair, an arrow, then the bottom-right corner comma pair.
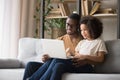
67,31 -> 77,35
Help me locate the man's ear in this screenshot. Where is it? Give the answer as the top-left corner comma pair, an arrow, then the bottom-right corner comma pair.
77,25 -> 80,32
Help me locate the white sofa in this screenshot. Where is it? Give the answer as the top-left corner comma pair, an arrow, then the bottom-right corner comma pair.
0,38 -> 43,80
0,38 -> 120,80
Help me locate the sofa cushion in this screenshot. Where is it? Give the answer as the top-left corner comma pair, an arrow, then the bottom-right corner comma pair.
0,59 -> 21,68
0,69 -> 24,80
18,38 -> 43,67
95,39 -> 120,73
17,38 -> 38,67
62,73 -> 120,80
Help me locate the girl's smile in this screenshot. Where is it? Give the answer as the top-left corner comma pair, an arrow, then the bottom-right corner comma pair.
80,24 -> 93,40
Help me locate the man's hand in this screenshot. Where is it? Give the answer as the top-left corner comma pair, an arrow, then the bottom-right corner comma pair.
42,54 -> 50,62
66,48 -> 74,58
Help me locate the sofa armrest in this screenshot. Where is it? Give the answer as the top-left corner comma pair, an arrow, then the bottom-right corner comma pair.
0,59 -> 21,69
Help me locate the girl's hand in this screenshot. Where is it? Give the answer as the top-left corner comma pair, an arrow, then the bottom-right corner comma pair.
74,53 -> 86,60
72,59 -> 87,67
72,53 -> 87,67
42,54 -> 50,62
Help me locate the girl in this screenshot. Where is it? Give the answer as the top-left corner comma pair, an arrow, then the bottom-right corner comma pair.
73,16 -> 107,69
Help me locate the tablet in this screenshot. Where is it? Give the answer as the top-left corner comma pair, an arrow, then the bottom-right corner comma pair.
40,39 -> 67,59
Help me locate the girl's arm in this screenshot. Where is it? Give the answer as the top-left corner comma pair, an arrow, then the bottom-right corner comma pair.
73,51 -> 105,65
85,51 -> 105,65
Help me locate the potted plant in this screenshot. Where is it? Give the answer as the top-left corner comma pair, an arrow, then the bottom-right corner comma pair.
44,18 -> 66,38
34,0 -> 41,38
44,0 -> 66,38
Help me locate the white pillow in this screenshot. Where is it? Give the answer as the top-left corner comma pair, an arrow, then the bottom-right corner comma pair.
18,38 -> 37,60
35,39 -> 43,55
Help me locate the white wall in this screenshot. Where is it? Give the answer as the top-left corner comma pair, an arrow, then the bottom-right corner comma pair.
100,17 -> 117,40
99,0 -> 118,40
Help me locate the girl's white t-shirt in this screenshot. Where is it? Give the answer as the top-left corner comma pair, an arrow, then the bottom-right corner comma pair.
75,38 -> 107,56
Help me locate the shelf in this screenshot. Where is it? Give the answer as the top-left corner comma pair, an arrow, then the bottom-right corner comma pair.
45,2 -> 71,19
46,16 -> 68,19
93,13 -> 117,17
51,0 -> 76,3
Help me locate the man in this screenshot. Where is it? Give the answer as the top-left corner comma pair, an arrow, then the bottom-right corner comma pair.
23,13 -> 82,80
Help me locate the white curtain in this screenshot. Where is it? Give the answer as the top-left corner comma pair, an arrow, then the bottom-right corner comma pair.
0,0 -> 21,58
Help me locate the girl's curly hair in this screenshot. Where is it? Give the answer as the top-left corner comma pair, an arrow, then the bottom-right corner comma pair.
80,16 -> 103,39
